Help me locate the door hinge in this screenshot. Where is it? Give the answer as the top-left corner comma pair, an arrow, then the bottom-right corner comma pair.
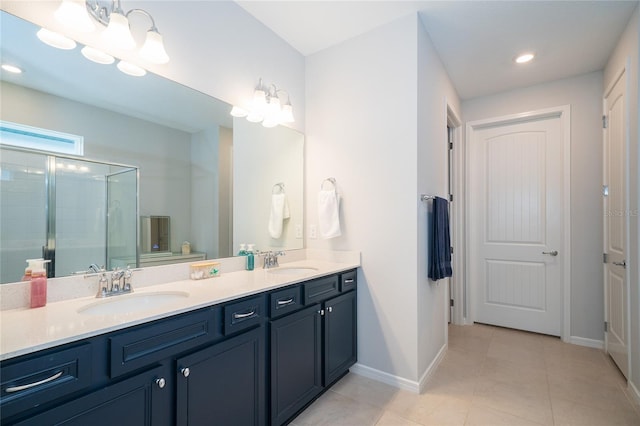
603,253 -> 608,263
603,115 -> 608,129
448,142 -> 453,150
450,246 -> 454,254
603,185 -> 609,197
604,321 -> 609,332
449,194 -> 453,202
450,299 -> 454,307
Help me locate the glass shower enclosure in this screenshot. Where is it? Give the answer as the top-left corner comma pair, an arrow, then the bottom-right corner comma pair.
0,147 -> 138,283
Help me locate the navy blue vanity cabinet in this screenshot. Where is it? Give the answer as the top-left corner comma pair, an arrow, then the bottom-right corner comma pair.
270,269 -> 357,426
13,365 -> 171,426
175,294 -> 267,426
270,303 -> 323,425
324,290 -> 357,385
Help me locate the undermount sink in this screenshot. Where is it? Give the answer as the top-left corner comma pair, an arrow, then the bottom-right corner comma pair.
267,266 -> 319,275
78,291 -> 190,315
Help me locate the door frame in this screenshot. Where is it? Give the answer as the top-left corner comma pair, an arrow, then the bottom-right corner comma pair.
447,105 -> 465,325
603,61 -> 632,377
464,105 -> 572,341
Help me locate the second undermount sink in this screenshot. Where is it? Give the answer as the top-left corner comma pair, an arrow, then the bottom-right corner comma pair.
267,266 -> 319,275
78,291 -> 190,316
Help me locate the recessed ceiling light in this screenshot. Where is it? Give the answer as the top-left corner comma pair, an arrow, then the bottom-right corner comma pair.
515,53 -> 535,64
1,64 -> 23,74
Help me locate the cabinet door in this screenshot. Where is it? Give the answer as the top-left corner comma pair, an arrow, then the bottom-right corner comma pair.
270,304 -> 322,426
14,366 -> 170,426
324,291 -> 357,385
176,326 -> 265,426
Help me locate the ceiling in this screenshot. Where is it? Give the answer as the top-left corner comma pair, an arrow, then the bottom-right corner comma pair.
236,0 -> 639,99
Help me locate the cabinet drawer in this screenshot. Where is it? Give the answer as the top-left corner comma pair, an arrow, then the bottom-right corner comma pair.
224,295 -> 266,335
303,275 -> 340,305
109,308 -> 218,378
1,343 -> 92,420
340,270 -> 357,292
269,286 -> 302,318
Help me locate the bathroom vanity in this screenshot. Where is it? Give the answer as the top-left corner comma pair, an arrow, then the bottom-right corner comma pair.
0,262 -> 358,426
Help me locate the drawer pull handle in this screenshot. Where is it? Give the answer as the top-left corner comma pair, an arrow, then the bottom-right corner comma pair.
233,310 -> 255,319
344,279 -> 355,283
277,298 -> 294,306
5,371 -> 63,393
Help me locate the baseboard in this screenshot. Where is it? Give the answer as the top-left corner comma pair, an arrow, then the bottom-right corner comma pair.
568,336 -> 604,349
418,343 -> 448,393
350,343 -> 448,395
628,381 -> 640,409
350,363 -> 420,393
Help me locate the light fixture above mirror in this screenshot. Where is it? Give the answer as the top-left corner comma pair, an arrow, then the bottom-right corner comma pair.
231,78 -> 295,128
37,0 -> 169,77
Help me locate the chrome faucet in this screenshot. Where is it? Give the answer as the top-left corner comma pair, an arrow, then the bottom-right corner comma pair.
94,267 -> 134,298
262,251 -> 286,269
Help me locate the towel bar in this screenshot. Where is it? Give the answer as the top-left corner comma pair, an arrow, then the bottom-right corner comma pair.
420,194 -> 436,201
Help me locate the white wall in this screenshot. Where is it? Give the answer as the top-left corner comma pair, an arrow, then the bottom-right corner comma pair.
604,4 -> 640,399
306,13 -> 459,387
1,1 -> 306,133
463,72 -> 605,343
417,19 -> 462,377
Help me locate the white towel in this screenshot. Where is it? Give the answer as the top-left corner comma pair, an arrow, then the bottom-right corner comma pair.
269,193 -> 290,239
318,189 -> 341,239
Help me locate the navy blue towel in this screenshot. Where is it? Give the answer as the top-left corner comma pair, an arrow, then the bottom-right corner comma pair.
428,196 -> 452,281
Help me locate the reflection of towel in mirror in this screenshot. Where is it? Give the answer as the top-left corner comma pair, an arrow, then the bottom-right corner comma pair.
269,193 -> 290,238
318,189 -> 341,239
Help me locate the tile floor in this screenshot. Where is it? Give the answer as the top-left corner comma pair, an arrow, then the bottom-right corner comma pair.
291,324 -> 640,425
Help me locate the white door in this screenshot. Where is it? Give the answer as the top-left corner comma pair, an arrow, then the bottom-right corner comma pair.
468,110 -> 567,336
604,70 -> 628,378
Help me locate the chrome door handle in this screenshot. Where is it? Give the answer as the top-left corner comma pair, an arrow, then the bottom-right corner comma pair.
542,250 -> 558,256
613,260 -> 626,268
233,310 -> 255,319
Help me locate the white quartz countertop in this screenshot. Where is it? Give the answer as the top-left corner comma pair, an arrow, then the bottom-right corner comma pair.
0,258 -> 359,361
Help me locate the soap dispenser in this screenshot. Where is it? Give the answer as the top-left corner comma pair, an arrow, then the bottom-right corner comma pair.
246,244 -> 255,271
29,259 -> 50,308
22,258 -> 42,282
238,244 -> 247,256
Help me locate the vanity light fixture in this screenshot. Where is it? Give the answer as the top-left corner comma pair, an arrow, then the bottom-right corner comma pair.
36,28 -> 77,50
48,0 -> 169,64
231,78 -> 295,127
81,46 -> 115,64
117,60 -> 146,77
515,52 -> 535,64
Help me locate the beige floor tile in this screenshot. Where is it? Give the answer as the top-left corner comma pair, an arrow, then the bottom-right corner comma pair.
551,396 -> 640,425
473,376 -> 553,425
330,373 -> 401,408
486,339 -> 547,370
401,393 -> 470,426
548,371 -> 633,413
478,355 -> 547,389
464,402 -> 545,425
374,411 -> 423,426
292,390 -> 384,426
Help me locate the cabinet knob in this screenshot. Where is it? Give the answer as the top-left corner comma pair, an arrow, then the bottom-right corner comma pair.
181,367 -> 190,378
328,307 -> 333,313
156,377 -> 166,389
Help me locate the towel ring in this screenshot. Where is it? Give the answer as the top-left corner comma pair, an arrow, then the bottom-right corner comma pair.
321,177 -> 336,190
272,182 -> 285,194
